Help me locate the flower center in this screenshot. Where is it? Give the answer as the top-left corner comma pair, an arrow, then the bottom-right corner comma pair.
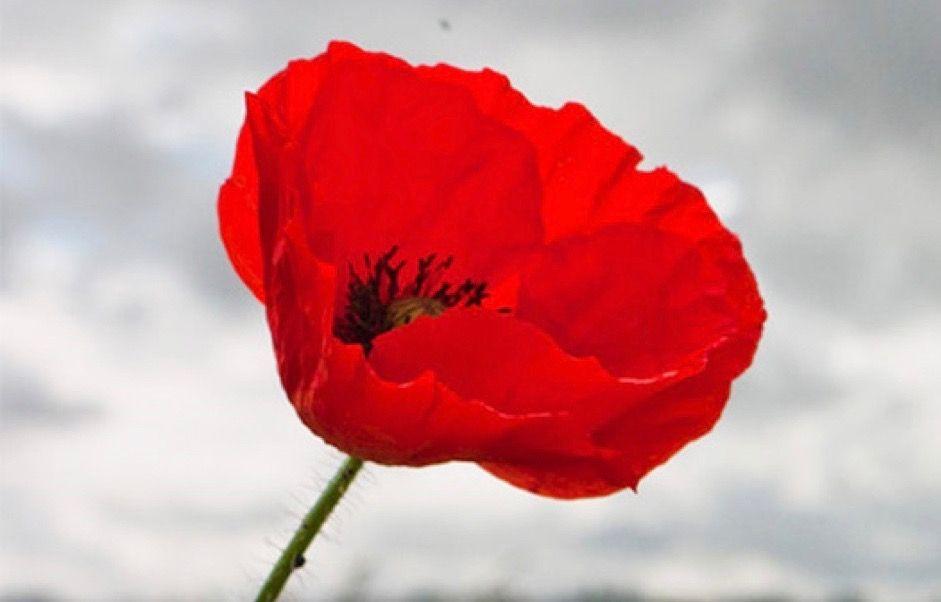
333,246 -> 488,353
387,296 -> 446,326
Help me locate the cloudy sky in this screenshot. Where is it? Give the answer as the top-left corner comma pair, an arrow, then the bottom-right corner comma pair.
1,1 -> 939,600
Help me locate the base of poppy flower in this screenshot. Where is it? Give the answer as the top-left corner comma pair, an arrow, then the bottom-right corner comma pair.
254,455 -> 364,602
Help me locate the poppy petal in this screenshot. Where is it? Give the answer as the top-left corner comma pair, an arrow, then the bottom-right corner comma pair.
416,64 -> 643,244
515,222 -> 764,379
417,63 -> 745,249
480,329 -> 759,498
368,308 -> 623,416
217,67 -> 295,302
291,45 -> 544,289
219,41 -> 544,304
367,306 -> 755,497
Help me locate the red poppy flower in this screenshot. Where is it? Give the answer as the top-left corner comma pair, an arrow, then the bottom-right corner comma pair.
218,41 -> 765,499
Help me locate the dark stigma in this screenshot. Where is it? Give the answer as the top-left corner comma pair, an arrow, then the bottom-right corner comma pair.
333,246 -> 488,353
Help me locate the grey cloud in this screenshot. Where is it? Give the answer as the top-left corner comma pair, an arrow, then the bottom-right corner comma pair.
750,2 -> 941,149
0,110 -> 245,306
0,363 -> 103,428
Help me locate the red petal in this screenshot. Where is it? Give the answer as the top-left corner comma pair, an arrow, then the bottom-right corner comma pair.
478,219 -> 764,497
515,222 -> 764,379
480,332 -> 756,499
218,41 -> 544,302
368,308 -> 621,416
218,173 -> 263,300
417,64 -> 748,250
416,65 -> 643,242
217,69 -> 293,302
367,308 -> 733,497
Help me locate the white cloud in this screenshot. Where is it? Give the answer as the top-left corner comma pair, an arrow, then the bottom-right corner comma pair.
0,62 -> 111,126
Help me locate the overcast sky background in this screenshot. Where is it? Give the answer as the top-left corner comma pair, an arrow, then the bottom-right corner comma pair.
1,1 -> 939,600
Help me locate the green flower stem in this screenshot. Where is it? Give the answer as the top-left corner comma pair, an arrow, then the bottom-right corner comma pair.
255,455 -> 365,602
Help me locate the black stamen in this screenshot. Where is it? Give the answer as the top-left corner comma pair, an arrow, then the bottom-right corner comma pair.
333,247 -> 489,353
